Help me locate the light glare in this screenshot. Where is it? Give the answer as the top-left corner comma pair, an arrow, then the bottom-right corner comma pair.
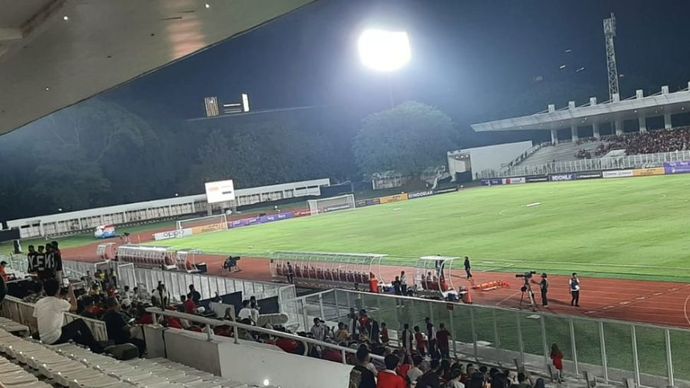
358,29 -> 411,72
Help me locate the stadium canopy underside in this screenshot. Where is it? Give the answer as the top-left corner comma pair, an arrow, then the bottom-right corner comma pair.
0,0 -> 314,136
471,83 -> 690,143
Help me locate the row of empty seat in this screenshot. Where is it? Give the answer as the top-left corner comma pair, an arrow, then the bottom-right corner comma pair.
0,324 -> 272,387
275,263 -> 370,284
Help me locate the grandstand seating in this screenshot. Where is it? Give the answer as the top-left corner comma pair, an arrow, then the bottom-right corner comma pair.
518,140 -> 605,166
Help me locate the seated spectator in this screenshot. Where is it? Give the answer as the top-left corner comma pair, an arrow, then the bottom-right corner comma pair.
237,300 -> 255,324
514,372 -> 530,388
407,354 -> 425,384
350,345 -> 376,388
183,294 -> 197,314
447,368 -> 465,388
310,317 -> 327,342
33,279 -> 103,353
416,358 -> 441,388
377,354 -> 406,388
0,261 -> 8,282
335,322 -> 351,343
380,322 -> 389,344
103,297 -> 145,355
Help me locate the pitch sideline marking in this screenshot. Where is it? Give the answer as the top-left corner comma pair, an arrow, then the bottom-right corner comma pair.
684,295 -> 690,328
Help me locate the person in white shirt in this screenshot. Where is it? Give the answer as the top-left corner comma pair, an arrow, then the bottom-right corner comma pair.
310,318 -> 326,341
237,300 -> 254,323
407,354 -> 425,384
33,278 -> 102,353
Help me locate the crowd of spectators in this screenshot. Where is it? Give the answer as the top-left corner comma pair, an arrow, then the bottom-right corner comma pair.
574,127 -> 690,158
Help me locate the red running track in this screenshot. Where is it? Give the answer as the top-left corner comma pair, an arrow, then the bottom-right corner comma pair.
63,238 -> 690,329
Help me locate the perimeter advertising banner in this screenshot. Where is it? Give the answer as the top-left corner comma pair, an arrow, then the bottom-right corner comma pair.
574,171 -> 603,180
379,193 -> 409,204
633,167 -> 666,177
549,174 -> 575,182
602,169 -> 634,179
481,178 -> 503,186
663,161 -> 690,175
503,177 -> 526,184
191,222 -> 228,235
526,175 -> 548,183
153,228 -> 193,241
408,190 -> 434,199
356,198 -> 381,208
230,212 -> 295,229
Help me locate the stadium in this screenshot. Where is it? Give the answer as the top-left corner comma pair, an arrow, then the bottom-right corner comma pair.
2,2 -> 690,388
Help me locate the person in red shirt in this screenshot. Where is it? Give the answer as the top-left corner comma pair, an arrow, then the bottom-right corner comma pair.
377,354 -> 407,388
183,294 -> 197,314
436,323 -> 451,359
414,326 -> 427,356
369,273 -> 380,294
550,343 -> 564,383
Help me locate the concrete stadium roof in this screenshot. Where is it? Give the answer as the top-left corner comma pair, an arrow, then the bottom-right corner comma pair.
0,0 -> 314,136
471,83 -> 690,132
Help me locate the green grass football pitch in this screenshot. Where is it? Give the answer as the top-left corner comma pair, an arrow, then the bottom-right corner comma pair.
151,175 -> 690,282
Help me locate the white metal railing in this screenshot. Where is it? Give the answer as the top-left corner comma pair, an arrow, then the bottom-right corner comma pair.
0,296 -> 108,342
144,307 -> 384,365
292,289 -> 690,388
479,149 -> 690,179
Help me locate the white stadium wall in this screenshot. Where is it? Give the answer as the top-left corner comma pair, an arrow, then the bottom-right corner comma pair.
450,141 -> 533,180
7,178 -> 329,238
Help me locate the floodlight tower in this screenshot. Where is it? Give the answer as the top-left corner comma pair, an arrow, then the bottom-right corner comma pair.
603,13 -> 620,100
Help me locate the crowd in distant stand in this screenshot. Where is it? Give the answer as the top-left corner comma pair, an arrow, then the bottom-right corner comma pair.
574,127 -> 690,158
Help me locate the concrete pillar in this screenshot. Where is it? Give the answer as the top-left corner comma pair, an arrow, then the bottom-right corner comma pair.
664,112 -> 672,129
571,123 -> 579,142
593,122 -> 600,139
638,115 -> 647,133
615,120 -> 623,135
635,89 -> 644,99
551,129 -> 558,145
548,104 -> 556,113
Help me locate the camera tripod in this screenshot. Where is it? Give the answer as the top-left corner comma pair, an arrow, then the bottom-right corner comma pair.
520,282 -> 537,311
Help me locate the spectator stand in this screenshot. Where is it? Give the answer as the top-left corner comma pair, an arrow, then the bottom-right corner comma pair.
414,256 -> 460,300
270,251 -> 388,290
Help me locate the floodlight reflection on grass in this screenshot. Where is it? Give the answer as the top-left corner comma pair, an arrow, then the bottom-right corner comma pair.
358,29 -> 411,71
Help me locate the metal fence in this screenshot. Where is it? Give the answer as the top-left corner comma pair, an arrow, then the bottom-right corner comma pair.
480,149 -> 690,179
289,289 -> 690,388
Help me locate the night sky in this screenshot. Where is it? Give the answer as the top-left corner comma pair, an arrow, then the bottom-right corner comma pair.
2,0 -> 690,146
98,0 -> 690,132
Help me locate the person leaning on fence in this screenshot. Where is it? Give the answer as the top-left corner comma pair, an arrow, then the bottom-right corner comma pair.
550,343 -> 564,383
33,278 -> 103,353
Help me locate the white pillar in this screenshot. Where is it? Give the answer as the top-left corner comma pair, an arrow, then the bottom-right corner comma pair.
593,122 -> 600,139
551,129 -> 558,145
638,115 -> 647,133
571,123 -> 579,142
615,120 -> 623,135
664,112 -> 672,130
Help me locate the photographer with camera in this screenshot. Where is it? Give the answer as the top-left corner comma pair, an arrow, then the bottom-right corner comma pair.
516,271 -> 537,310
539,273 -> 549,307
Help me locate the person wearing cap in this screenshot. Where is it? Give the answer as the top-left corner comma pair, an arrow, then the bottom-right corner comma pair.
539,273 -> 549,307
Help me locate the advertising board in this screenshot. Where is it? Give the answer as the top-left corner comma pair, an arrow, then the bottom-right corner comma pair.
408,191 -> 434,199
574,171 -> 602,180
355,198 -> 381,208
633,167 -> 665,177
549,174 -> 574,182
526,176 -> 548,183
379,193 -> 409,204
503,177 -> 526,184
153,228 -> 193,241
204,179 -> 236,203
481,179 -> 503,186
663,161 -> 690,175
602,170 -> 634,179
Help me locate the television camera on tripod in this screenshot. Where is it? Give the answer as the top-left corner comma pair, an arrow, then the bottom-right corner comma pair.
515,271 -> 537,311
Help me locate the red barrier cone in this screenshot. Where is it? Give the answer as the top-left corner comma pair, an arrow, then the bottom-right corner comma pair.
464,288 -> 473,304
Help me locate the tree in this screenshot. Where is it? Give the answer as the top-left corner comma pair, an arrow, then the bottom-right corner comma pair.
353,101 -> 458,178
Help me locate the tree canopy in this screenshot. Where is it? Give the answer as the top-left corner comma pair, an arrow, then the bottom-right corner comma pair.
353,101 -> 458,178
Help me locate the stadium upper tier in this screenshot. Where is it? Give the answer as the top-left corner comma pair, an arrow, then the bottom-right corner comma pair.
0,0 -> 314,136
471,84 -> 690,144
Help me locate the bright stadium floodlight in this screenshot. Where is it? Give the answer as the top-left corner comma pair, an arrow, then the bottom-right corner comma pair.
358,29 -> 411,72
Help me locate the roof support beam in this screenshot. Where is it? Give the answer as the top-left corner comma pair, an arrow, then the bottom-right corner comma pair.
0,28 -> 23,42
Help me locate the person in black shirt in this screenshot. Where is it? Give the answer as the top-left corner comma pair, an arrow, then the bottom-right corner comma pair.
464,256 -> 473,280
392,276 -> 402,295
103,298 -> 145,355
539,273 -> 549,307
188,284 -> 201,303
416,358 -> 441,388
349,345 -> 376,388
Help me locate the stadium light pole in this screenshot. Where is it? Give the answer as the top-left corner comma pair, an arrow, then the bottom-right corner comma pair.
358,28 -> 411,107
